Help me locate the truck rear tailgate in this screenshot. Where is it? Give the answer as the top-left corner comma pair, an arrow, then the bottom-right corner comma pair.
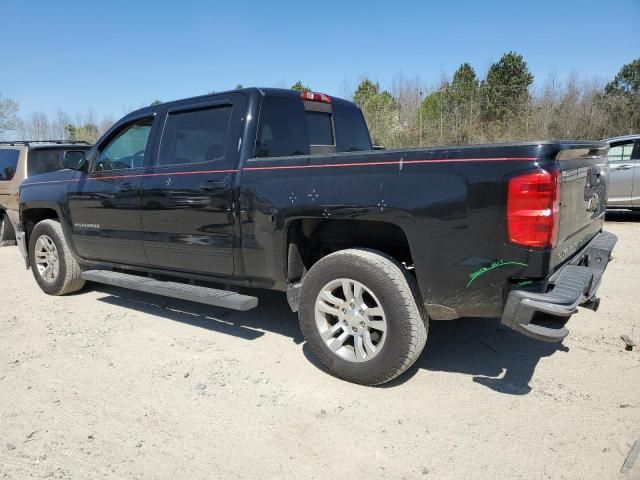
552,142 -> 610,269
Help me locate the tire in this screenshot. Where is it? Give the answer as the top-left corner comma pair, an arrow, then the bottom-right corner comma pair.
29,219 -> 85,296
298,248 -> 428,386
0,212 -> 16,246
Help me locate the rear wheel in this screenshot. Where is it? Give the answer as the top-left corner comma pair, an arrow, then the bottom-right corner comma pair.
0,212 -> 16,246
29,219 -> 85,295
298,248 -> 428,386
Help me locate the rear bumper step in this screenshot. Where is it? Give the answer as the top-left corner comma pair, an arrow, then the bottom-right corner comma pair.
501,230 -> 617,342
81,270 -> 258,311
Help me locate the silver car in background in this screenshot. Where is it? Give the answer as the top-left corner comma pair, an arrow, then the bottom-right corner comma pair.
604,134 -> 639,210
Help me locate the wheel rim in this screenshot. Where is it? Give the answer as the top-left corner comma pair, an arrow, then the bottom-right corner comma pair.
34,235 -> 60,283
314,278 -> 387,363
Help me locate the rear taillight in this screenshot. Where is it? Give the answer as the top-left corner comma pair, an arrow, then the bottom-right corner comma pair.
507,169 -> 560,248
300,91 -> 332,103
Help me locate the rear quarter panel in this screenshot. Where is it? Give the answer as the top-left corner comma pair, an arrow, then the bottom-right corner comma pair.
238,144 -> 557,318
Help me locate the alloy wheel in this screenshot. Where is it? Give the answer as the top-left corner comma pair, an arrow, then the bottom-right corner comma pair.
314,278 -> 387,363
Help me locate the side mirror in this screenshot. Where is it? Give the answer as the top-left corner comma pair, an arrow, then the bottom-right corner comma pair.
62,150 -> 87,171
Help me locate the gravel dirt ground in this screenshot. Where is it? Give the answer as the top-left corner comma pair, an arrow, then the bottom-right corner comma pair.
1,213 -> 639,480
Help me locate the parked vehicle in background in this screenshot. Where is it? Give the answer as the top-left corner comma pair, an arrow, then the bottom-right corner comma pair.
0,141 -> 92,246
603,134 -> 639,210
17,88 -> 616,385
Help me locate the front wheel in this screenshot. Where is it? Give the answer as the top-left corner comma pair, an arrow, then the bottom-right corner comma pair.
29,219 -> 85,295
298,248 -> 428,386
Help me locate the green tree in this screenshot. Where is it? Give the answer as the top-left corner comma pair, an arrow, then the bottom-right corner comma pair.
353,79 -> 380,107
353,79 -> 398,146
76,123 -> 98,143
481,51 -> 534,124
235,84 -> 244,90
451,63 -> 478,107
602,58 -> 640,133
450,63 -> 479,142
150,99 -> 162,105
605,58 -> 640,95
65,124 -> 77,141
419,91 -> 443,124
291,81 -> 310,92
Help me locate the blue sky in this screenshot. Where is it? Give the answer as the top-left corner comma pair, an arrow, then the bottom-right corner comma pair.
2,0 -> 639,120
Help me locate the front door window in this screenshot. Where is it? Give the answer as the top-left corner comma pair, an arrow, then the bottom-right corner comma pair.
96,118 -> 153,172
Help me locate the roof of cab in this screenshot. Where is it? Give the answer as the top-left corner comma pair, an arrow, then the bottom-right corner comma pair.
121,87 -> 353,121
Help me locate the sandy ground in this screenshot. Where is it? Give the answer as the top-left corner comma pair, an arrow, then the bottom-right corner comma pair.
1,212 -> 639,480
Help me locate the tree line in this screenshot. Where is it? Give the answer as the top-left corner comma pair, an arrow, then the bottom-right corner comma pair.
0,104 -> 114,143
343,54 -> 639,147
1,53 -> 638,146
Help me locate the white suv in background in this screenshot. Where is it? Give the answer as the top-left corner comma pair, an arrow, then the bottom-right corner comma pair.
604,134 -> 639,210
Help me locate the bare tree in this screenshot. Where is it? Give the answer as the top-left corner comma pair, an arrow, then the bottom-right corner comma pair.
0,94 -> 19,139
28,112 -> 51,140
51,109 -> 71,139
98,116 -> 114,137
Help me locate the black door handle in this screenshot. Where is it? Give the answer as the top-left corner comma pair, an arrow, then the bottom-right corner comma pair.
117,182 -> 136,192
199,179 -> 229,191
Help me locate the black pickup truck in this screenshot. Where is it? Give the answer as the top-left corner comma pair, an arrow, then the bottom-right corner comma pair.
17,88 -> 617,385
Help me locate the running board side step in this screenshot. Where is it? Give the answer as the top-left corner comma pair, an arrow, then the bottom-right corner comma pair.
81,270 -> 258,311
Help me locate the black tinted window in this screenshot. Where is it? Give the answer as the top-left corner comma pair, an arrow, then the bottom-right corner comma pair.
27,149 -> 64,177
306,111 -> 334,145
158,106 -> 232,166
256,97 -> 309,158
0,149 -> 19,181
333,102 -> 372,152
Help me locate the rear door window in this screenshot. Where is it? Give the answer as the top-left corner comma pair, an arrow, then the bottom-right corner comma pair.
27,149 -> 64,177
158,105 -> 233,166
0,149 -> 20,181
255,97 -> 309,158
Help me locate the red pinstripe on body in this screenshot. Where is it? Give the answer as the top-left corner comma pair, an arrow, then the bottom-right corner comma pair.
22,156 -> 539,186
242,157 -> 538,171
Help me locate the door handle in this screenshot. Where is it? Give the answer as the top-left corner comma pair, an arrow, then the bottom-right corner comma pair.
117,182 -> 136,192
199,179 -> 229,191
613,164 -> 633,170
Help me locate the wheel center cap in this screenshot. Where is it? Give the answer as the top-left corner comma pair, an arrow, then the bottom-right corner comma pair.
343,309 -> 362,329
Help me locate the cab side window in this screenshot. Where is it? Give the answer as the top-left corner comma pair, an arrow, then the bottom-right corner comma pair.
607,141 -> 635,163
157,105 -> 232,166
95,118 -> 153,172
